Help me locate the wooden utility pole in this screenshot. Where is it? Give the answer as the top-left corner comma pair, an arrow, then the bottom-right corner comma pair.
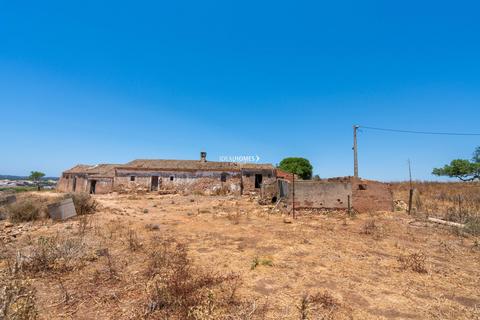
353,125 -> 359,178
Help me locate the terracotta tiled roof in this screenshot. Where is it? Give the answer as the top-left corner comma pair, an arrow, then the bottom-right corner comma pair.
63,164 -> 120,177
62,159 -> 275,176
119,159 -> 275,171
63,165 -> 92,173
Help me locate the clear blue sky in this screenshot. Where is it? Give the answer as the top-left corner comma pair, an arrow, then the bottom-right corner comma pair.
1,1 -> 479,180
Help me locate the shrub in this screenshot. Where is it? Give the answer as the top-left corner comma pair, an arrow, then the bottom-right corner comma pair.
127,229 -> 142,251
397,252 -> 427,273
361,219 -> 377,235
250,256 -> 273,270
144,237 -> 240,319
67,193 -> 98,215
0,276 -> 37,319
297,291 -> 338,320
7,201 -> 41,223
465,216 -> 480,236
15,235 -> 86,274
361,219 -> 386,240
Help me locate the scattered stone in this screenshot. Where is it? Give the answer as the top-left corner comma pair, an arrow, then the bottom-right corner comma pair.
4,222 -> 13,228
283,218 -> 292,224
96,248 -> 109,256
143,209 -> 149,214
145,223 -> 160,231
394,200 -> 408,211
190,199 -> 195,202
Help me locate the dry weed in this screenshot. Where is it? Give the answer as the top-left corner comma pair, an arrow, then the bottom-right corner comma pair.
297,291 -> 338,320
361,219 -> 386,240
143,237 -> 242,319
13,235 -> 87,274
250,256 -> 273,270
126,229 -> 142,251
6,201 -> 42,223
67,193 -> 98,215
0,275 -> 37,319
397,252 -> 428,273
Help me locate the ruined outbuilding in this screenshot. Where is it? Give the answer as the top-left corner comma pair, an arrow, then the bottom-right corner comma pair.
263,176 -> 393,213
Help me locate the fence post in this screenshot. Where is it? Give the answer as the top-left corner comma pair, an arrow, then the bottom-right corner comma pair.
408,189 -> 414,215
347,195 -> 351,216
292,173 -> 295,219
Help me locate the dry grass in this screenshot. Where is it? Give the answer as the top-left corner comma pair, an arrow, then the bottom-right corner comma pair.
6,201 -> 42,223
144,237 -> 243,319
12,234 -> 88,275
67,192 -> 98,216
392,181 -> 480,220
0,191 -> 479,319
4,192 -> 97,224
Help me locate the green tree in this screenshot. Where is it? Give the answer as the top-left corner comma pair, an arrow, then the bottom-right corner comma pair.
278,157 -> 313,180
432,147 -> 480,181
29,171 -> 45,190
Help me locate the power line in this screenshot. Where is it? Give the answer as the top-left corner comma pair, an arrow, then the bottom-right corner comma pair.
359,125 -> 480,136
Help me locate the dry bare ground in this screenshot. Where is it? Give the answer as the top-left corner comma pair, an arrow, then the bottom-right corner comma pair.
1,187 -> 479,319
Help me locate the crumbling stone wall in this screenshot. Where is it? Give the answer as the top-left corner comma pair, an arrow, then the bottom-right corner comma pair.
56,177 -> 69,192
288,180 -> 352,209
57,175 -> 88,193
92,178 -> 114,194
279,177 -> 392,212
351,178 -> 393,212
114,169 -> 244,194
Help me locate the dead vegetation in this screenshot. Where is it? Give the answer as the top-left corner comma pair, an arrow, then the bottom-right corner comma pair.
144,237 -> 247,319
250,256 -> 273,270
12,234 -> 88,275
392,182 -> 480,219
0,190 -> 479,319
0,274 -> 37,320
66,193 -> 98,215
360,218 -> 386,240
397,252 -> 428,273
5,201 -> 42,223
3,192 -> 98,224
297,291 -> 339,320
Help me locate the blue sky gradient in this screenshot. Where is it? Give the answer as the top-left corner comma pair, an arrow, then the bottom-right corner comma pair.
1,1 -> 479,180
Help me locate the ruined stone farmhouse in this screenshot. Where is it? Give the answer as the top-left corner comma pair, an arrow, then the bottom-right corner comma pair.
57,152 -> 276,195
57,152 -> 393,213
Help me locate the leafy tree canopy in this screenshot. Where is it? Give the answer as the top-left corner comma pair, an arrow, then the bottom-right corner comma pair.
278,157 -> 313,180
29,171 -> 45,182
432,147 -> 480,181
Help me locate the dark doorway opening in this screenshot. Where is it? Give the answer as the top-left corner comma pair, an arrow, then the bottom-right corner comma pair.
72,177 -> 77,192
151,176 -> 159,191
89,180 -> 97,194
255,174 -> 263,188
